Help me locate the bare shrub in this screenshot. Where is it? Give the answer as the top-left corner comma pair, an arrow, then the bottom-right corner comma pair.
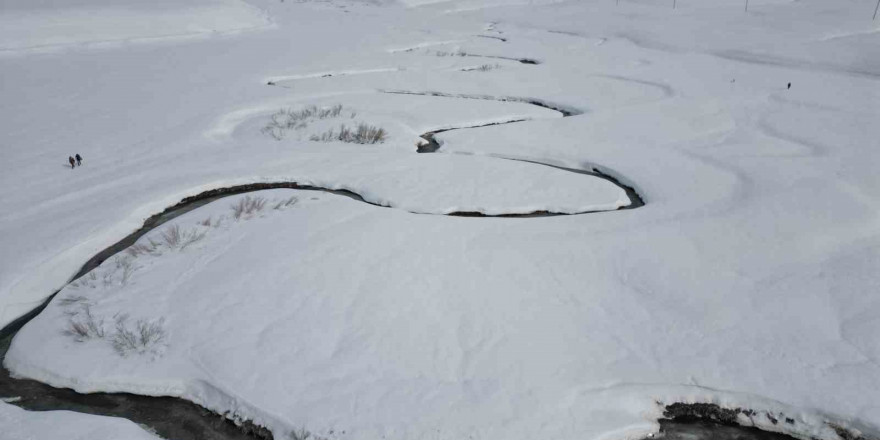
354,124 -> 387,144
231,196 -> 267,220
273,196 -> 298,210
160,224 -> 206,250
115,256 -> 139,285
261,104 -> 347,140
126,242 -> 159,257
111,315 -> 167,357
161,224 -> 183,247
261,118 -> 285,141
73,272 -> 98,289
435,49 -> 468,57
309,123 -> 387,144
289,428 -> 328,440
63,305 -> 105,341
180,230 -> 206,250
198,216 -> 213,227
463,63 -> 500,72
57,295 -> 89,307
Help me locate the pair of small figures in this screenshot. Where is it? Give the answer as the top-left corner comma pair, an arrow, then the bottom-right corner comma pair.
68,154 -> 83,169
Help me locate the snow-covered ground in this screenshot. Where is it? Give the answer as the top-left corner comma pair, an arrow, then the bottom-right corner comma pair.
0,400 -> 161,440
2,0 -> 879,439
0,0 -> 273,53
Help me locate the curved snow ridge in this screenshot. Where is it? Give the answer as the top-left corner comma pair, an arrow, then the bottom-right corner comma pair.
711,50 -> 880,80
818,27 -> 880,42
417,127 -> 644,208
203,91 -> 371,142
265,67 -> 404,84
135,170 -> 629,218
378,89 -> 584,116
588,74 -> 676,100
545,29 -> 608,46
458,53 -> 541,64
429,148 -> 645,209
387,39 -> 465,53
475,34 -> 507,42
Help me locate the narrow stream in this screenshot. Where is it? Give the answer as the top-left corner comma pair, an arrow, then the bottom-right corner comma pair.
410,93 -> 643,210
419,128 -> 644,212
0,106 -> 808,440
0,168 -> 642,439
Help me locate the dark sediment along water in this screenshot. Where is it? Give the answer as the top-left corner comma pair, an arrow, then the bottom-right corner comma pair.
659,418 -> 802,440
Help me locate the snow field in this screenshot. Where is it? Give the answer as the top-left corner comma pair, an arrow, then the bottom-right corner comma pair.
2,0 -> 879,439
0,0 -> 273,53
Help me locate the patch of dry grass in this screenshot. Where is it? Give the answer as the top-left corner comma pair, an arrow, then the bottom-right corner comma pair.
63,305 -> 105,342
262,104 -> 347,140
274,196 -> 298,210
161,224 -> 207,250
309,123 -> 387,144
111,315 -> 167,357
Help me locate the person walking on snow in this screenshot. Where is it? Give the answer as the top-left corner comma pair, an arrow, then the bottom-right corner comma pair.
68,156 -> 75,169
75,153 -> 82,166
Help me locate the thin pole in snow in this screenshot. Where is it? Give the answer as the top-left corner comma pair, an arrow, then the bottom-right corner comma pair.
673,0 -> 676,9
874,0 -> 879,20
745,0 -> 749,12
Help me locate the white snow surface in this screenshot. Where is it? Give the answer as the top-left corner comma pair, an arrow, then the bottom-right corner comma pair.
0,0 -> 273,53
2,0 -> 880,439
0,401 -> 161,440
